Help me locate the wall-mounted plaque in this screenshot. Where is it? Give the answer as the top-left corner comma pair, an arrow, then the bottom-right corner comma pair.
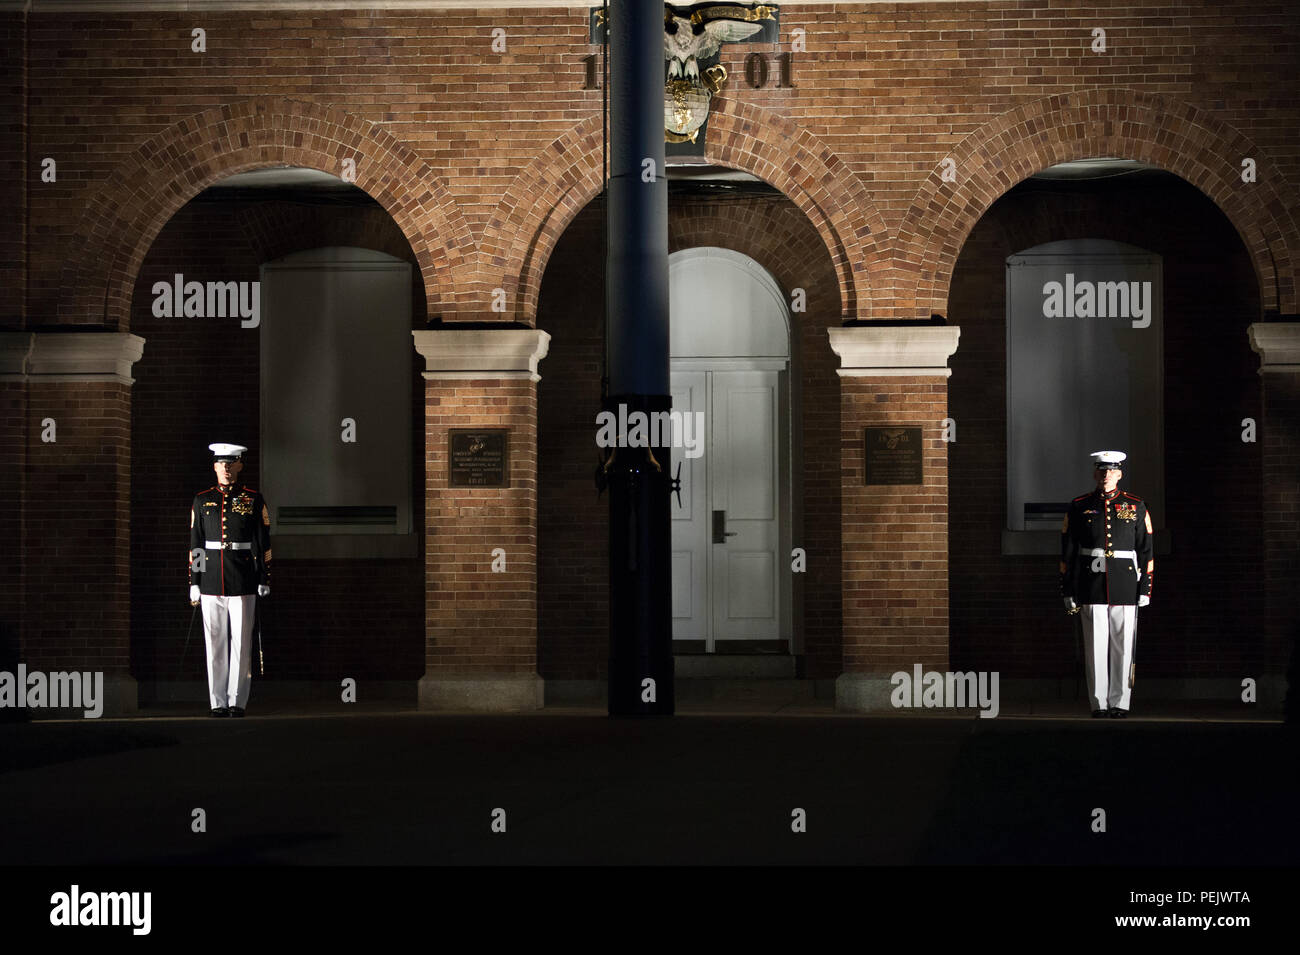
449,429 -> 509,487
865,427 -> 923,486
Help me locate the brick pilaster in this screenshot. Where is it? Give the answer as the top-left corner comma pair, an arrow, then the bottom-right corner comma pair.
1,332 -> 145,716
412,328 -> 550,711
829,325 -> 961,711
1248,323 -> 1300,711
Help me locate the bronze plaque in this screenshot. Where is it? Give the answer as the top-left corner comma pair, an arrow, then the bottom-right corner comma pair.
449,429 -> 509,487
864,427 -> 923,485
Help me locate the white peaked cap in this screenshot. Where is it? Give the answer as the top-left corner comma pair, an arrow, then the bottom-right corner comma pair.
1089,450 -> 1127,468
209,443 -> 248,460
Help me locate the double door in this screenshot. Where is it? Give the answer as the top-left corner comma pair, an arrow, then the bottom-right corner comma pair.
670,367 -> 784,649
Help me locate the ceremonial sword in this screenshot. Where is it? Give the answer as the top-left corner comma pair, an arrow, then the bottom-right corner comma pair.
257,598 -> 265,677
1130,605 -> 1138,689
180,600 -> 199,677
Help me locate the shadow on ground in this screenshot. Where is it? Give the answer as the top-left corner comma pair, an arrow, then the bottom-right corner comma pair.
914,722 -> 1299,864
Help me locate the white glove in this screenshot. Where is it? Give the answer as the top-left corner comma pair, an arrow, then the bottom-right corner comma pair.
189,585 -> 200,603
1138,595 -> 1150,607
258,585 -> 270,597
1063,597 -> 1077,613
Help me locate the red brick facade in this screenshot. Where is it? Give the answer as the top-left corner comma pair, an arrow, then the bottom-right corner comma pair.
423,378 -> 539,673
3,1 -> 1298,712
840,376 -> 951,672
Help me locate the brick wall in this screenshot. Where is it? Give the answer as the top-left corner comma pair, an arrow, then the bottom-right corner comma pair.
424,379 -> 538,673
1261,371 -> 1300,679
0,11 -> 23,325
0,381 -> 26,671
26,381 -> 131,673
536,202 -> 608,681
6,2 -> 1298,694
841,377 -> 951,672
9,3 -> 1294,329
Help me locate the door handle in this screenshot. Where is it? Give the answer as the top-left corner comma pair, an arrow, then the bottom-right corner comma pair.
712,510 -> 738,544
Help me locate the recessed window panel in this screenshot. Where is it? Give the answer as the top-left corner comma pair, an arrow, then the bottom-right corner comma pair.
1006,239 -> 1164,531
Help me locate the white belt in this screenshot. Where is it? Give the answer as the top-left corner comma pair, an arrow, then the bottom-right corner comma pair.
205,540 -> 252,550
1083,548 -> 1140,579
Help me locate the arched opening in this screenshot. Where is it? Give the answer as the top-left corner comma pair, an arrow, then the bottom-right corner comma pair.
947,158 -> 1263,703
536,169 -> 840,692
668,247 -> 796,654
129,167 -> 428,705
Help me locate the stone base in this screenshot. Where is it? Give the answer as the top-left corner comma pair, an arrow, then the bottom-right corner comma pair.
101,673 -> 139,716
142,680 -> 417,705
20,672 -> 138,720
418,673 -> 544,712
835,672 -> 1289,715
997,676 -> 1288,710
834,673 -> 897,712
544,679 -> 604,704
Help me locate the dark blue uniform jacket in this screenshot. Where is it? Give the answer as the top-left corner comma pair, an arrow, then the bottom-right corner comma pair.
189,483 -> 271,596
1060,488 -> 1153,606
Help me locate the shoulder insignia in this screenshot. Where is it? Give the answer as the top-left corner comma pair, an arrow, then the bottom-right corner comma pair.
1071,493 -> 1091,502
1121,492 -> 1144,502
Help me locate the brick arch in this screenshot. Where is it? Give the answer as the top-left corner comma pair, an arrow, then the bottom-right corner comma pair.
60,96 -> 472,329
668,200 -> 837,320
896,87 -> 1300,319
492,97 -> 887,324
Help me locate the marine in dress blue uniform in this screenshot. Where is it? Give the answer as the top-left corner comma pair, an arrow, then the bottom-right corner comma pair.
188,443 -> 271,717
1060,451 -> 1154,718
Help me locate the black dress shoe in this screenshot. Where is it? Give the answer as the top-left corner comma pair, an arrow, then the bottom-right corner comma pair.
210,707 -> 230,718
1091,709 -> 1108,718
1110,709 -> 1128,719
229,706 -> 245,718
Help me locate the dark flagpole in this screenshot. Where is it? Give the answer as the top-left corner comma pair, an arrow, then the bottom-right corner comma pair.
605,0 -> 674,716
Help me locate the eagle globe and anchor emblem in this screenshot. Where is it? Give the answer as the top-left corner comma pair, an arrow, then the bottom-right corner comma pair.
593,2 -> 779,144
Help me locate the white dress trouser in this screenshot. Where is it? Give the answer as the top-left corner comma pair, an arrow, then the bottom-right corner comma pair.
1079,603 -> 1136,712
200,595 -> 257,709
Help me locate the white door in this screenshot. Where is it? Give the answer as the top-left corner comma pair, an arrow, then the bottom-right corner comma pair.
670,370 -> 708,641
670,367 -> 782,648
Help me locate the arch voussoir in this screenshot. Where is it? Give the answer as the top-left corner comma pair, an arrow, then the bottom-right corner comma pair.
895,88 -> 1299,318
493,98 -> 888,325
59,96 -> 471,329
